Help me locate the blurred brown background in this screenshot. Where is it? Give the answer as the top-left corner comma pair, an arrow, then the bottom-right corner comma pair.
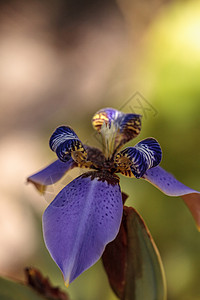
0,0 -> 200,299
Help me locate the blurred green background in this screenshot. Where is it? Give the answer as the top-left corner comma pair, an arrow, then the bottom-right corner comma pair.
0,0 -> 200,299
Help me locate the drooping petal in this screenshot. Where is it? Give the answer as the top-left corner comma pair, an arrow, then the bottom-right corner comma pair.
116,138 -> 162,178
143,166 -> 200,228
49,126 -> 87,164
43,171 -> 123,285
92,108 -> 141,158
27,159 -> 76,194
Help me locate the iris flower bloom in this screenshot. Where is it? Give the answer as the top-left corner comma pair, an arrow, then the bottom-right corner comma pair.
28,108 -> 200,287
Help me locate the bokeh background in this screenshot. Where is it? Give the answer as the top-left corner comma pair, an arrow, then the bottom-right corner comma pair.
1,0 -> 200,299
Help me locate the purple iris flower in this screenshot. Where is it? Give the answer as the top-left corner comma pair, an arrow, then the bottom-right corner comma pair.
28,108 -> 200,287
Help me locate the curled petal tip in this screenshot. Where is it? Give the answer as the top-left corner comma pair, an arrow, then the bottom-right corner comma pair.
27,178 -> 46,194
65,279 -> 69,288
49,126 -> 87,163
181,193 -> 200,229
116,138 -> 162,178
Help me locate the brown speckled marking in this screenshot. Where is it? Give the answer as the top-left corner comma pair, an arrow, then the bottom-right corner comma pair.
81,171 -> 120,186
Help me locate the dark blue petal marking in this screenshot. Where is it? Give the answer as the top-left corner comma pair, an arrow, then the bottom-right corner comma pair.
42,171 -> 123,285
143,166 -> 200,228
27,159 -> 76,193
116,138 -> 162,178
134,137 -> 162,168
49,126 -> 87,163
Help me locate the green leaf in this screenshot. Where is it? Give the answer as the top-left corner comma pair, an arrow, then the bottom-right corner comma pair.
102,206 -> 167,300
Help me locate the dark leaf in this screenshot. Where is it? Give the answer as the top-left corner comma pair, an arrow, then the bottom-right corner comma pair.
122,192 -> 129,204
102,206 -> 167,300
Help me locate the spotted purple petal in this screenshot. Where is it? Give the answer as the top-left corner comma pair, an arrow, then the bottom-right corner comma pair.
43,171 -> 123,285
27,159 -> 76,194
49,126 -> 87,163
143,166 -> 200,228
116,138 -> 162,178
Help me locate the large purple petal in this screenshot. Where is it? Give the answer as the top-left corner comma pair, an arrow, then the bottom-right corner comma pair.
27,159 -> 76,194
42,171 -> 123,285
143,166 -> 200,228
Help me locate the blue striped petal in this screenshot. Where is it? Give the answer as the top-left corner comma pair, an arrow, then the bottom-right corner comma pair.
92,108 -> 141,158
27,159 -> 76,194
116,138 -> 162,178
43,171 -> 123,285
143,166 -> 200,229
49,126 -> 87,163
116,112 -> 142,152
